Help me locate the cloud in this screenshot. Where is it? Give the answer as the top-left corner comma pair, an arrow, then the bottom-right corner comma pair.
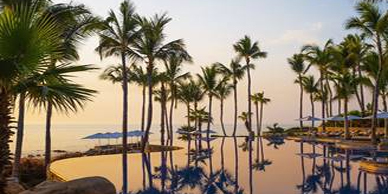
270,22 -> 323,45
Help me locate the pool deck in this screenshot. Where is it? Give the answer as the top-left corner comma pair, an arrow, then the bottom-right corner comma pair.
286,136 -> 378,151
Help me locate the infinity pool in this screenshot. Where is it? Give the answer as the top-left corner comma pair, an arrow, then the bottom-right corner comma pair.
50,137 -> 387,194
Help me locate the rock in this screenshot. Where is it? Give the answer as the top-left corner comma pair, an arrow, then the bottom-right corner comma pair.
4,181 -> 25,194
20,177 -> 116,194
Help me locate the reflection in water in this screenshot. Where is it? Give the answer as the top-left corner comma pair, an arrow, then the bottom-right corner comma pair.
51,137 -> 388,194
294,142 -> 388,194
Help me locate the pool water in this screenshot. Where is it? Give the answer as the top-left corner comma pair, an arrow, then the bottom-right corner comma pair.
50,137 -> 388,194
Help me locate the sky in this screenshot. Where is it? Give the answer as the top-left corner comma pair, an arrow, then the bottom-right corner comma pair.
24,0 -> 367,127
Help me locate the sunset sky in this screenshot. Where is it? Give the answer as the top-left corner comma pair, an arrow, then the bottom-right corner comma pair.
24,0 -> 367,127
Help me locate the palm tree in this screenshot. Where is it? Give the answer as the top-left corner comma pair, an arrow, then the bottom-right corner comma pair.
233,36 -> 267,136
288,54 -> 306,131
130,64 -> 159,131
333,73 -> 358,139
341,34 -> 371,115
153,73 -> 168,146
197,65 -> 220,140
214,77 -> 233,136
130,64 -> 147,131
239,111 -> 253,132
302,76 -> 319,130
302,40 -> 333,132
363,51 -> 388,137
188,107 -> 211,150
95,1 -> 139,193
40,3 -> 98,170
18,63 -> 97,171
163,55 -> 191,145
177,82 -> 193,127
0,1 -> 61,185
251,92 -> 271,136
131,14 -> 191,150
10,0 -> 98,181
215,60 -> 246,136
346,1 -> 388,144
190,80 -> 205,131
330,42 -> 359,139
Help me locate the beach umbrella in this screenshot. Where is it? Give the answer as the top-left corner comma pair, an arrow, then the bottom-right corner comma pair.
296,116 -> 321,133
111,132 -> 123,139
364,111 -> 388,119
325,115 -> 344,121
82,133 -> 107,145
127,130 -> 154,143
82,133 -> 106,139
297,116 -> 322,122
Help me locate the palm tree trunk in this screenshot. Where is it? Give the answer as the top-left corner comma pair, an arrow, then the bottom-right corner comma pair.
299,75 -> 304,130
311,94 -> 315,130
44,102 -> 53,170
207,95 -> 213,140
320,71 -> 326,132
371,35 -> 384,144
259,102 -> 264,135
160,84 -> 166,146
120,53 -> 129,194
220,98 -> 227,136
142,62 -> 154,151
0,89 -> 13,190
344,97 -> 350,140
187,103 -> 191,127
233,80 -> 238,136
194,101 -> 198,130
198,121 -> 203,150
248,139 -> 253,194
168,87 -> 175,146
300,142 -> 306,191
325,78 -> 333,117
141,85 -> 146,131
255,102 -> 259,136
338,98 -> 342,116
233,137 -> 239,193
383,94 -> 388,138
12,92 -> 26,181
165,98 -> 170,143
246,60 -> 253,135
160,100 -> 165,146
358,65 -> 366,116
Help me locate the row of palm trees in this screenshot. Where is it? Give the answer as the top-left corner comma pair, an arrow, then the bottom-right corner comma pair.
289,1 -> 388,143
0,0 -> 272,192
98,1 -> 270,192
0,0 -> 100,189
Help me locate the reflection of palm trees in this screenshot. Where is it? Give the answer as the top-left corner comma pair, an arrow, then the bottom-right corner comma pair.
252,159 -> 272,172
298,142 -> 306,194
266,138 -> 285,149
233,137 -> 240,193
368,174 -> 388,194
252,137 -> 272,172
248,139 -> 253,194
200,168 -> 243,194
